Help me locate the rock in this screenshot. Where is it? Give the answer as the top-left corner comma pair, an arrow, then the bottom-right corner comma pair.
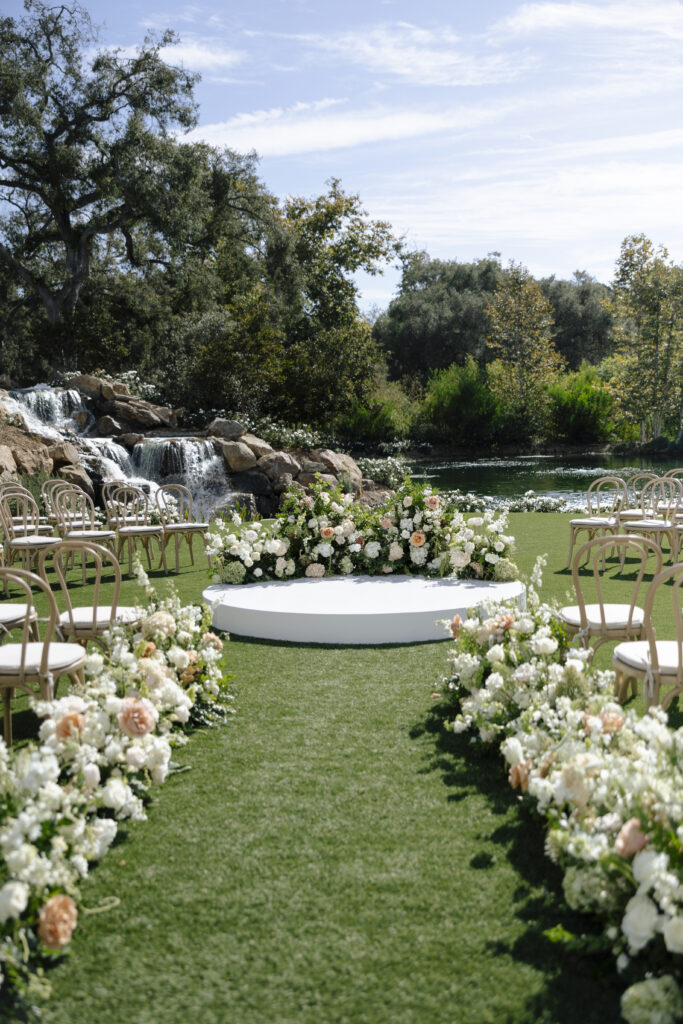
207,418 -> 245,441
254,494 -> 278,517
310,449 -> 362,492
0,425 -> 52,475
216,440 -> 257,472
0,445 -> 17,479
58,464 -> 94,499
357,489 -> 392,507
118,433 -> 144,450
297,472 -> 339,489
272,473 -> 294,495
97,415 -> 122,435
109,400 -> 162,430
362,477 -> 376,489
69,373 -> 104,399
258,451 -> 302,480
44,440 -> 80,466
211,491 -> 258,520
73,410 -> 91,432
312,448 -> 345,477
240,433 -> 274,458
299,458 -> 328,475
228,469 -> 274,496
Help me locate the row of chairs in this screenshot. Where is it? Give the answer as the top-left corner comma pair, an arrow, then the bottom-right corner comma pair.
567,471 -> 683,567
559,533 -> 683,711
0,539 -> 141,745
0,480 -> 209,575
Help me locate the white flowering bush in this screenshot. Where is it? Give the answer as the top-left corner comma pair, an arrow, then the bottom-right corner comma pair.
207,479 -> 519,585
442,561 -> 683,1023
356,455 -> 409,489
0,562 -> 233,1019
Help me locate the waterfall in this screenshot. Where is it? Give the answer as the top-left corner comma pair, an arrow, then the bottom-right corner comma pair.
131,439 -> 229,514
7,384 -> 91,435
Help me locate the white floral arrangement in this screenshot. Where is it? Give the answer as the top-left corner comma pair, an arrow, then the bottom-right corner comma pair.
206,479 -> 519,585
441,559 -> 683,1024
0,560 -> 233,1019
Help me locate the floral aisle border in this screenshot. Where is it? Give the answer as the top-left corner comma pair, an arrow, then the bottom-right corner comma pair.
442,558 -> 683,1024
0,561 -> 234,1021
206,480 -> 520,585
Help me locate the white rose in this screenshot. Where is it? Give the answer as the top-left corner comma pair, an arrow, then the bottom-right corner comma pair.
487,644 -> 505,664
126,746 -> 146,769
365,541 -> 381,559
663,916 -> 683,954
253,567 -> 263,577
622,894 -> 660,952
167,646 -> 190,671
82,763 -> 101,789
102,777 -> 128,811
450,549 -> 470,569
0,881 -> 29,923
501,736 -> 524,766
175,704 -> 190,723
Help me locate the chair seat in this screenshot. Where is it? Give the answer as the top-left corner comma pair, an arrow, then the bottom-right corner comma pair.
570,516 -> 617,527
118,525 -> 162,536
162,522 -> 209,532
65,528 -> 116,541
12,521 -> 54,535
618,509 -> 646,520
613,640 -> 682,676
59,606 -> 141,629
559,603 -> 645,632
8,536 -> 60,549
0,642 -> 84,674
0,603 -> 35,626
624,519 -> 673,530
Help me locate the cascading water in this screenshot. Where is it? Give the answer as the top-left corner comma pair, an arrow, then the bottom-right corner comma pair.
8,384 -> 91,435
131,439 -> 229,513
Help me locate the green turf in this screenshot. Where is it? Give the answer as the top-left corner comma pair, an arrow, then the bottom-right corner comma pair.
8,515 -> 671,1023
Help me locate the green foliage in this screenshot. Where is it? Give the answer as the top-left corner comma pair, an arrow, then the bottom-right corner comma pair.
420,357 -> 504,444
539,271 -> 614,368
336,379 -> 416,443
547,364 -> 615,443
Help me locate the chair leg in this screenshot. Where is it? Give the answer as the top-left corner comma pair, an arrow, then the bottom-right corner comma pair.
187,532 -> 195,566
2,690 -> 12,746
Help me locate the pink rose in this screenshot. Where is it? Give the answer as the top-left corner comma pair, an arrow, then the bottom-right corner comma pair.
55,712 -> 85,741
600,711 -> 625,733
38,895 -> 78,949
320,526 -> 335,540
380,518 -> 393,529
425,496 -> 440,509
615,818 -> 649,858
117,697 -> 157,738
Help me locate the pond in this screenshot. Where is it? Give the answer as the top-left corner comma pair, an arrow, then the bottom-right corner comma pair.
409,453 -> 683,505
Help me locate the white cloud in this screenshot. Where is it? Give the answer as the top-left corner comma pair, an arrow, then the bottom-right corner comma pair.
493,1 -> 683,39
288,22 -> 532,86
109,39 -> 245,72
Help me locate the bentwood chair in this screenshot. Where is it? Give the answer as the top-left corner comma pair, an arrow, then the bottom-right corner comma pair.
52,488 -> 115,546
557,535 -> 662,654
613,562 -> 683,709
617,473 -> 658,526
0,568 -> 86,745
108,486 -> 165,574
622,477 -> 683,561
0,493 -> 59,570
38,540 -> 141,645
0,483 -> 54,535
567,476 -> 625,567
156,484 -> 209,573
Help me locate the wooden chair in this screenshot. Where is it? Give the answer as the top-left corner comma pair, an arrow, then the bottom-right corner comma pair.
622,477 -> 683,561
0,568 -> 86,745
156,484 -> 209,572
567,476 -> 625,567
38,540 -> 141,645
0,493 -> 60,570
617,472 -> 658,526
0,483 -> 54,535
52,488 -> 115,545
613,562 -> 683,709
557,535 -> 662,653
108,486 -> 165,574
41,478 -> 79,524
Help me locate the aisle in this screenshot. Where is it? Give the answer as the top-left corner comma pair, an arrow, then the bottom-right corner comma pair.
43,637 -> 621,1024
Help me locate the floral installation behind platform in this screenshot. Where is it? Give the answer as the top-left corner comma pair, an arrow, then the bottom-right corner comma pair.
441,557 -> 683,1024
0,558 -> 234,1021
206,478 -> 519,586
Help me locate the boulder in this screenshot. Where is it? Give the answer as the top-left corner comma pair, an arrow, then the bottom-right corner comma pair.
297,472 -> 339,489
69,373 -> 104,400
44,440 -> 80,466
228,469 -> 274,496
58,464 -> 94,499
118,433 -> 144,450
311,448 -> 345,477
101,381 -> 131,400
207,418 -> 245,441
0,445 -> 17,479
272,473 -> 294,496
299,458 -> 328,475
258,451 -> 302,480
97,415 -> 122,435
357,488 -> 392,508
240,433 -> 273,458
211,491 -> 258,521
109,400 -> 163,430
73,410 -> 92,432
0,425 -> 52,475
216,440 -> 257,472
310,449 -> 362,492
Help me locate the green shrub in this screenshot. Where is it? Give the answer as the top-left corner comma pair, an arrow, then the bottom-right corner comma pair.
547,365 -> 614,443
420,358 -> 505,444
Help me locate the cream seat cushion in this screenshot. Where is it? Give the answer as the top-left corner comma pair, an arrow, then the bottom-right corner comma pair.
559,604 -> 644,631
0,642 -> 84,674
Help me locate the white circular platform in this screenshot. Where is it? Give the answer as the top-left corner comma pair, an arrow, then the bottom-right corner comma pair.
202,575 -> 526,645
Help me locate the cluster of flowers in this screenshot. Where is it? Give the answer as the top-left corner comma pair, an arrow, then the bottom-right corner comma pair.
0,563 -> 233,1019
444,561 -> 683,1024
500,490 -> 570,513
356,456 -> 410,489
206,479 -> 519,585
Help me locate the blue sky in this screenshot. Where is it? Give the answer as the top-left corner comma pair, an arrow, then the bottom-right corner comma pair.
9,0 -> 683,310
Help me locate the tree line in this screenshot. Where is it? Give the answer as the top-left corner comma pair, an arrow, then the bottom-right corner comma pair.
1,2 -> 681,448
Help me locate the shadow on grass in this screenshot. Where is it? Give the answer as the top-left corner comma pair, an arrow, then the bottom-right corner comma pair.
412,702 -> 624,1024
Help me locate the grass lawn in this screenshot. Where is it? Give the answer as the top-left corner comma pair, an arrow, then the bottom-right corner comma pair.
9,513 -> 674,1023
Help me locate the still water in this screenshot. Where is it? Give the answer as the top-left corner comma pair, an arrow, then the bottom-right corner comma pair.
409,453 -> 683,504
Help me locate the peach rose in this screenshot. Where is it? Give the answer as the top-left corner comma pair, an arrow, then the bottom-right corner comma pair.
450,615 -> 464,639
380,518 -> 393,529
38,894 -> 78,949
180,651 -> 200,685
136,640 -> 157,658
409,531 -> 427,547
55,712 -> 85,741
615,818 -> 649,858
425,495 -> 440,510
600,711 -> 625,733
495,614 -> 515,632
320,526 -> 335,540
117,697 -> 157,738
508,760 -> 532,792
202,632 -> 223,651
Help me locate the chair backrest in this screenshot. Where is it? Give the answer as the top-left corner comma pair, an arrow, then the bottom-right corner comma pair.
571,534 -> 663,633
107,485 -> 151,528
586,476 -> 625,515
0,492 -> 43,539
640,476 -> 683,518
0,567 -> 59,686
53,487 -> 97,530
38,539 -> 122,633
641,562 -> 683,682
623,472 -> 658,506
156,483 -> 194,525
41,478 -> 79,516
663,468 -> 683,480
